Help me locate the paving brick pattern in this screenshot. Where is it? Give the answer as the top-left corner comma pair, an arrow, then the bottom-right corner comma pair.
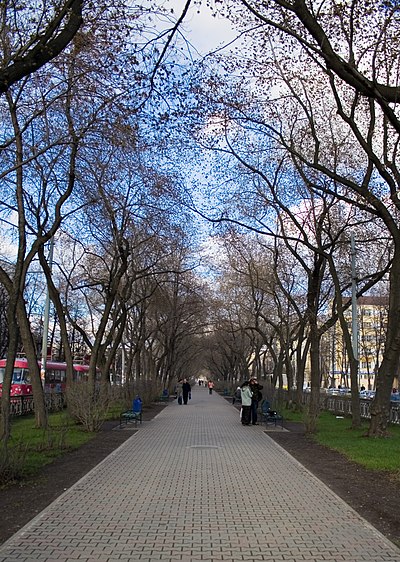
0,387 -> 399,561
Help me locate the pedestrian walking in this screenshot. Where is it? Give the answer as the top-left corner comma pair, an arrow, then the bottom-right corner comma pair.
232,386 -> 241,405
249,378 -> 263,425
240,381 -> 252,425
208,380 -> 214,395
176,379 -> 183,404
182,378 -> 191,404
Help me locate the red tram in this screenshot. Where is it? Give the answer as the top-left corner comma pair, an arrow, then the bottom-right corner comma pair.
0,358 -> 90,396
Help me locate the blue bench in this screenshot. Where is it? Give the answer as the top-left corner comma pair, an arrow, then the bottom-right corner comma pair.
158,389 -> 170,402
261,400 -> 284,428
119,409 -> 142,428
120,400 -> 142,428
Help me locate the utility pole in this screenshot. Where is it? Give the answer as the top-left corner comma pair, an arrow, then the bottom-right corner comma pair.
40,237 -> 54,386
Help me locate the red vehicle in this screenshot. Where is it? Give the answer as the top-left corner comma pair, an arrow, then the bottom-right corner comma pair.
0,358 -> 90,396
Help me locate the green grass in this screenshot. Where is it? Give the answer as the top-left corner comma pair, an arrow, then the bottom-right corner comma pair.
283,407 -> 400,474
313,412 -> 400,473
281,408 -> 304,424
4,412 -> 97,480
1,400 -> 130,485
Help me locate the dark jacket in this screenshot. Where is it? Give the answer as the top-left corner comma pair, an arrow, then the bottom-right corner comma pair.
249,381 -> 263,402
182,382 -> 191,397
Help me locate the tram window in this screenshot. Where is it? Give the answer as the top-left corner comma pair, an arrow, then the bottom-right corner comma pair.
12,369 -> 23,383
10,369 -> 31,384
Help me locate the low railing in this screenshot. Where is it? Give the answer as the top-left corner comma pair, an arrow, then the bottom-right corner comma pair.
324,396 -> 400,425
293,391 -> 400,425
3,393 -> 65,416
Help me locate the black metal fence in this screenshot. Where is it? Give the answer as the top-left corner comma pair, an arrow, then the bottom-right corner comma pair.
294,391 -> 400,425
323,395 -> 400,425
4,393 -> 65,416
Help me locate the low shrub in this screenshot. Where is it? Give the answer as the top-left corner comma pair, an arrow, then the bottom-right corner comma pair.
66,382 -> 110,432
0,442 -> 28,485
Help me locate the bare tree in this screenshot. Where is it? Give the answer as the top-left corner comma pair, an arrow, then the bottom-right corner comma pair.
0,0 -> 198,441
228,0 -> 400,437
0,0 -> 83,92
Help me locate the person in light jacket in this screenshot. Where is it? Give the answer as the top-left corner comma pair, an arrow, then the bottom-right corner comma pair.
240,381 -> 252,425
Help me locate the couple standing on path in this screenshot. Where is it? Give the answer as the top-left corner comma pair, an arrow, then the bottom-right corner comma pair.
241,378 -> 263,425
178,378 -> 191,404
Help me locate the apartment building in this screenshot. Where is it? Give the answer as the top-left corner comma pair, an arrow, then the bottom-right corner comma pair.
327,296 -> 389,390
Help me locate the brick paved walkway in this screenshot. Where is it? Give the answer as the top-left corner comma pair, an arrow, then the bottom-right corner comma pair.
0,386 -> 399,561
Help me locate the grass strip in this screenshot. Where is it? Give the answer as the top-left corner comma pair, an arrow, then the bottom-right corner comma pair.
314,412 -> 400,473
284,408 -> 400,474
4,412 -> 96,481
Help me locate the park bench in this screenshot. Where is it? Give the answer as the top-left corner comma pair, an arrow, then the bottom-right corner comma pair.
158,389 -> 170,402
119,400 -> 142,428
261,400 -> 284,428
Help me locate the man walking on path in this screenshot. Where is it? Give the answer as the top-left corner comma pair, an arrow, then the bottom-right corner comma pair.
182,378 -> 191,404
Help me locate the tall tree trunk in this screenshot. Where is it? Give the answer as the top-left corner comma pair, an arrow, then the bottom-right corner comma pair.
307,315 -> 321,434
16,299 -> 47,429
305,254 -> 326,433
295,325 -> 310,410
0,297 -> 20,443
329,256 -> 362,429
368,248 -> 400,436
38,247 -> 75,391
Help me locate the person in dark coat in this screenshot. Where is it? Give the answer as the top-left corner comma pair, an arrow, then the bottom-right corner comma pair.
182,378 -> 191,404
249,378 -> 263,425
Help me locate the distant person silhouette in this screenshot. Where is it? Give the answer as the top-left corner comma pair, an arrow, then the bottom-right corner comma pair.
182,378 -> 191,404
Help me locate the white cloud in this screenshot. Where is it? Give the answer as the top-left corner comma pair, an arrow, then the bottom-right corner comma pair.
165,0 -> 237,55
0,211 -> 18,261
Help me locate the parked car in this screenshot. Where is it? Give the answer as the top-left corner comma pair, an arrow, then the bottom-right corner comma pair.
339,387 -> 351,394
360,390 -> 375,399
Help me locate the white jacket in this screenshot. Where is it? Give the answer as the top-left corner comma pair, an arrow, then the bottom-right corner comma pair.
241,386 -> 253,406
